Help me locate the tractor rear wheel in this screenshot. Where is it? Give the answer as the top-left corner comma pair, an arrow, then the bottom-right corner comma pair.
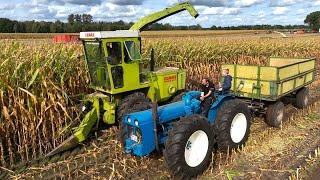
164,115 -> 214,179
117,92 -> 151,146
213,99 -> 251,151
295,87 -> 309,109
265,101 -> 284,128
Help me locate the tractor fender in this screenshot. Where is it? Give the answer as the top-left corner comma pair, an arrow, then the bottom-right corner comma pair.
207,94 -> 234,124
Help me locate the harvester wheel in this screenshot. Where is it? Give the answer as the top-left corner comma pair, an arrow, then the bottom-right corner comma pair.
265,101 -> 284,128
170,91 -> 185,103
295,87 -> 309,109
117,92 -> 151,146
164,115 -> 214,179
213,99 -> 251,151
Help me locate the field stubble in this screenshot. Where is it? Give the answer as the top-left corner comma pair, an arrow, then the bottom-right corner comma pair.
0,34 -> 320,178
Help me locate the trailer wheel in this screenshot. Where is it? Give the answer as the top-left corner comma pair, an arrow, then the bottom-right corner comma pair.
295,87 -> 309,109
117,92 -> 151,146
164,115 -> 214,179
265,101 -> 284,128
213,99 -> 251,151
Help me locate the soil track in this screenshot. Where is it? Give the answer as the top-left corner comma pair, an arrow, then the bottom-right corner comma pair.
1,85 -> 320,179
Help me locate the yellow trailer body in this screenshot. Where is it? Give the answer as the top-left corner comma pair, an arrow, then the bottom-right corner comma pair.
222,57 -> 316,101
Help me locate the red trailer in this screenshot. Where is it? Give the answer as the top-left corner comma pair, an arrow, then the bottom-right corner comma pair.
53,35 -> 80,43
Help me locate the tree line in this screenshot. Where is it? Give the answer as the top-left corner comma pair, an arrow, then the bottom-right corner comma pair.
0,12 -> 318,33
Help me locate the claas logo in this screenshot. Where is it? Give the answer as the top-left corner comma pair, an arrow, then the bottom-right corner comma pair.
85,33 -> 95,37
164,75 -> 177,82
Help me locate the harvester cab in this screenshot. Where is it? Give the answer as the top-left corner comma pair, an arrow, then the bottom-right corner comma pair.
80,30 -> 148,94
47,2 -> 199,157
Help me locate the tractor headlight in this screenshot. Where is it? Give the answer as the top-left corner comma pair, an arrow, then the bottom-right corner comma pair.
134,120 -> 139,126
127,117 -> 131,123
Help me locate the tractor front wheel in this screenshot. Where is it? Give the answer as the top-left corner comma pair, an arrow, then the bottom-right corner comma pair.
164,115 -> 214,179
213,99 -> 252,151
117,92 -> 151,146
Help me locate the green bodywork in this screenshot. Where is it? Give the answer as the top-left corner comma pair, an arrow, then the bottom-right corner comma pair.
47,2 -> 198,156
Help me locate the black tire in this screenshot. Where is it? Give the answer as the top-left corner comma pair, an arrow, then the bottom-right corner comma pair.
164,115 -> 214,179
295,87 -> 309,109
170,91 -> 185,103
213,99 -> 252,151
117,92 -> 151,146
265,101 -> 284,128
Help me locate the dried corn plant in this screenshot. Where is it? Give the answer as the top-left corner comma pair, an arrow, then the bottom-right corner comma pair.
1,35 -> 320,168
0,41 -> 90,167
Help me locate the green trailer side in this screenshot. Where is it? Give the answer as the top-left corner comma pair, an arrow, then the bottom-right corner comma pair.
222,57 -> 316,101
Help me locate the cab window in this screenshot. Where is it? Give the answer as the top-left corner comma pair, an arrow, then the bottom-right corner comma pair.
84,41 -> 111,90
124,41 -> 141,63
106,42 -> 122,65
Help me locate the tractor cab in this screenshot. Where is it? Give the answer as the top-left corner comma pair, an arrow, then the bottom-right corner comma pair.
80,30 -> 150,94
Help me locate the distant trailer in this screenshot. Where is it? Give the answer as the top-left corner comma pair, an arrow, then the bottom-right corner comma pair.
53,35 -> 80,43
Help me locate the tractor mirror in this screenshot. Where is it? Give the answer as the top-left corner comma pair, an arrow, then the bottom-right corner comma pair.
150,48 -> 155,71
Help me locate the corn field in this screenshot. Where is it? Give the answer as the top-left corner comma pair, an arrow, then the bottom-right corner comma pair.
0,35 -> 320,169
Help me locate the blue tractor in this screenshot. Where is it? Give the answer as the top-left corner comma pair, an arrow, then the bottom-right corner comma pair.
122,91 -> 252,178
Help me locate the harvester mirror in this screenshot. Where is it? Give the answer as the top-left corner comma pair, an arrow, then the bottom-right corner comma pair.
106,42 -> 122,65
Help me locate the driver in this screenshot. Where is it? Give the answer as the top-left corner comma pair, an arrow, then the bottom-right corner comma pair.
200,77 -> 215,116
107,43 -> 119,64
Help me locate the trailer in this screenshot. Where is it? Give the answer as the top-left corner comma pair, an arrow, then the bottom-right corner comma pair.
223,57 -> 316,127
123,57 -> 316,178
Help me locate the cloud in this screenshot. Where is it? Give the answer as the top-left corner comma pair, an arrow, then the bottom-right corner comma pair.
52,5 -> 88,18
29,6 -> 58,20
108,0 -> 144,5
315,1 -> 320,6
0,4 -> 15,10
169,0 -> 228,7
235,0 -> 264,7
270,0 -> 304,7
257,10 -> 265,18
32,0 -> 103,6
272,7 -> 288,15
201,7 -> 241,15
88,3 -> 149,22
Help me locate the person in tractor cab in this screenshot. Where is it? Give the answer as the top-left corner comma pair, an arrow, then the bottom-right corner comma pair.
219,68 -> 232,94
107,42 -> 121,65
200,77 -> 216,116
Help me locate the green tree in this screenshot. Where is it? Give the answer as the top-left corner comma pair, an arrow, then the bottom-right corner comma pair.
304,11 -> 320,31
68,14 -> 75,24
82,14 -> 93,24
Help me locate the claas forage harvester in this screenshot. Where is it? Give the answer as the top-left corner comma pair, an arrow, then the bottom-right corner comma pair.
47,2 -> 199,156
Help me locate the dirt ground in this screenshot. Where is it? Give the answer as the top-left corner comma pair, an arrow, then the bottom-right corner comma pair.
1,82 -> 319,179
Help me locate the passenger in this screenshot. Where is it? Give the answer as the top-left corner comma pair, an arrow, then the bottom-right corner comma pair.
200,78 -> 215,116
219,68 -> 232,94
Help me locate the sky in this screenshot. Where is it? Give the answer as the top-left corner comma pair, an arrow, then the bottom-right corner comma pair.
0,0 -> 319,28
